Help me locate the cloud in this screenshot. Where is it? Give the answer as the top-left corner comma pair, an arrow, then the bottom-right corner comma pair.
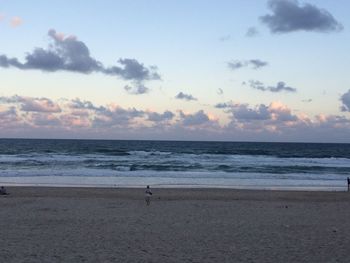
69,98 -> 100,111
340,90 -> 350,112
219,35 -> 231,42
216,101 -> 299,127
0,107 -> 20,126
10,16 -> 22,27
228,59 -> 268,70
227,61 -> 245,70
269,101 -> 298,122
124,84 -> 149,95
21,98 -> 61,113
92,106 -> 146,128
1,95 -> 350,142
147,111 -> 175,122
214,102 -> 232,109
248,80 -> 297,93
179,110 -> 211,126
0,29 -> 160,90
260,0 -> 343,33
103,59 -> 160,81
302,99 -> 312,103
231,103 -> 271,121
30,113 -> 61,126
249,59 -> 268,69
246,27 -> 259,37
0,95 -> 61,112
175,92 -> 197,101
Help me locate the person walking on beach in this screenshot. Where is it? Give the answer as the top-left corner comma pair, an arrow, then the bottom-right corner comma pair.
347,177 -> 350,192
145,185 -> 152,206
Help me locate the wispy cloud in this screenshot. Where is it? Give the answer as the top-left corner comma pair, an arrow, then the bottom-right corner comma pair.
302,99 -> 312,103
219,35 -> 231,42
247,80 -> 297,93
246,27 -> 259,37
228,59 -> 268,70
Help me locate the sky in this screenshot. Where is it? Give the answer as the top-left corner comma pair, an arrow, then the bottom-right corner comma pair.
1,0 -> 350,142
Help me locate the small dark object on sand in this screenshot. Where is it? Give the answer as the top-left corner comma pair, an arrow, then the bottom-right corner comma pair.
0,186 -> 9,195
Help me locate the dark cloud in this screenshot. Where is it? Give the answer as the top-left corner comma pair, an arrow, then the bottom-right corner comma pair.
228,59 -> 268,70
69,98 -> 100,111
217,101 -> 299,125
246,27 -> 259,37
215,102 -> 231,109
248,80 -> 297,93
147,111 -> 175,122
231,104 -> 271,121
175,92 -> 197,101
249,59 -> 268,69
340,90 -> 350,112
179,110 -> 210,126
92,107 -> 145,128
260,0 -> 343,33
0,29 -> 160,89
103,59 -> 160,81
227,61 -> 245,70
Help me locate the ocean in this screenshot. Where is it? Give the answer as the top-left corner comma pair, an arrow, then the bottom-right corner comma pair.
0,139 -> 350,191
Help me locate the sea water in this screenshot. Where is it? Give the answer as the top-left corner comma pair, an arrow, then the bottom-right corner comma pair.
0,139 -> 350,191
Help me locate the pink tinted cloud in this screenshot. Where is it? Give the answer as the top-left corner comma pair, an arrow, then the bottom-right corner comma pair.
20,97 -> 61,113
60,114 -> 91,128
1,95 -> 350,142
10,16 -> 23,27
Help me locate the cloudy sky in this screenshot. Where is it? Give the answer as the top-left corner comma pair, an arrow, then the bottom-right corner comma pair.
1,0 -> 350,142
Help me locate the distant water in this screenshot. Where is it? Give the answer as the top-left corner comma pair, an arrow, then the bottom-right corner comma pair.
0,139 -> 350,191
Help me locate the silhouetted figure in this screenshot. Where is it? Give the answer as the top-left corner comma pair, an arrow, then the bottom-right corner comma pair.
347,177 -> 350,192
145,185 -> 152,206
0,186 -> 9,195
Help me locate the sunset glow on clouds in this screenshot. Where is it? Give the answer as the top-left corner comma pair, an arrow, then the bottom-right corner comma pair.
0,95 -> 349,142
0,0 -> 349,142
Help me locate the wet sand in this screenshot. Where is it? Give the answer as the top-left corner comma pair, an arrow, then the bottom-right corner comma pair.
1,187 -> 350,262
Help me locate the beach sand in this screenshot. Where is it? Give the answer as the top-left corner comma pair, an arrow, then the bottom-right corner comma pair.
1,187 -> 350,262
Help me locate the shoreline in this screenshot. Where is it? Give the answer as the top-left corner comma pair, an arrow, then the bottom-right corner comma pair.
0,175 -> 348,192
0,182 -> 347,192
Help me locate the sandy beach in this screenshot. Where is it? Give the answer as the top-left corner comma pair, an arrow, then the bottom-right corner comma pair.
1,187 -> 350,262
